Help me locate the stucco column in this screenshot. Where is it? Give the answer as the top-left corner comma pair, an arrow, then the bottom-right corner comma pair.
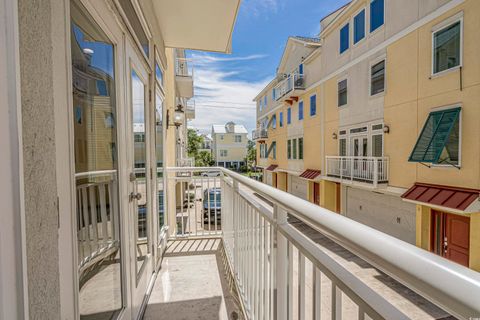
18,0 -> 61,317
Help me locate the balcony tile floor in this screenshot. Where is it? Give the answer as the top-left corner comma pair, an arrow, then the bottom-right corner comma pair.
143,239 -> 244,320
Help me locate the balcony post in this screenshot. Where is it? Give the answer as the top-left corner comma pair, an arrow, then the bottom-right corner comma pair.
351,157 -> 354,182
273,204 -> 288,320
232,180 -> 239,272
373,158 -> 378,188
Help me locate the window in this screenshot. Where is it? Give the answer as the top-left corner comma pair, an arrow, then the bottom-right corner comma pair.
299,138 -> 303,160
287,140 -> 292,159
272,114 -> 277,129
272,142 -> 277,159
299,63 -> 304,74
220,135 -> 224,140
292,139 -> 297,159
287,107 -> 292,124
279,112 -> 284,127
409,107 -> 460,165
298,101 -> 304,120
370,0 -> 384,32
118,0 -> 150,57
310,95 -> 316,116
433,20 -> 461,74
235,135 -> 242,143
338,79 -> 347,107
220,150 -> 228,157
340,23 -> 350,53
155,62 -> 163,87
372,134 -> 383,157
354,9 -> 366,44
371,60 -> 385,95
339,138 -> 347,156
264,95 -> 267,107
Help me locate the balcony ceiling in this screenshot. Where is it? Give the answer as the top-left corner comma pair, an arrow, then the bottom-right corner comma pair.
149,0 -> 240,53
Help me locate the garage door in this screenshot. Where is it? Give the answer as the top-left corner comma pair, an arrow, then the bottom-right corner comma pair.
289,175 -> 308,200
346,187 -> 416,244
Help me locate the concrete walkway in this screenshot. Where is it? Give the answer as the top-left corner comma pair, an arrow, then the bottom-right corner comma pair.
143,239 -> 243,320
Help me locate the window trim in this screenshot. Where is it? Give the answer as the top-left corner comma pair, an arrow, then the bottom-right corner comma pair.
369,0 -> 385,35
339,22 -> 350,55
298,100 -> 304,121
310,94 -> 317,117
353,8 -> 366,46
337,77 -> 348,107
279,111 -> 284,127
431,14 -> 463,77
287,107 -> 292,124
369,56 -> 386,97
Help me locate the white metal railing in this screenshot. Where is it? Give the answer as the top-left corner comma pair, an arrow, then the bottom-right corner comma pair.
325,156 -> 389,187
274,72 -> 305,101
165,166 -> 480,320
186,99 -> 195,119
175,57 -> 194,77
176,157 -> 195,167
252,128 -> 268,140
75,170 -> 120,277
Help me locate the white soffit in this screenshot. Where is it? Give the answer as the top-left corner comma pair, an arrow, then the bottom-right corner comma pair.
150,0 -> 241,53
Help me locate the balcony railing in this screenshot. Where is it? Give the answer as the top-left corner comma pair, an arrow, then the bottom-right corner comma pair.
326,156 -> 389,187
176,157 -> 195,167
185,99 -> 195,119
75,170 -> 120,279
175,57 -> 194,77
166,166 -> 480,319
274,72 -> 305,101
252,128 -> 268,141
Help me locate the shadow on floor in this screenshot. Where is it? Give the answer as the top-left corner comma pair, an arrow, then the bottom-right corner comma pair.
144,296 -> 223,320
165,238 -> 222,256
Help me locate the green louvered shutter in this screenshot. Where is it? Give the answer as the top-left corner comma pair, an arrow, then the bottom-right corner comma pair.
409,107 -> 461,163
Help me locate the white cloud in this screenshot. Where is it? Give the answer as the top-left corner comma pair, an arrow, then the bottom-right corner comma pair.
188,53 -> 272,136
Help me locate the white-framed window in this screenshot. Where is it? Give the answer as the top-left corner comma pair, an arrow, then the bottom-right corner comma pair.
370,59 -> 385,96
353,8 -> 366,45
339,23 -> 350,54
339,137 -> 347,156
235,135 -> 242,143
287,140 -> 291,159
220,150 -> 228,157
432,15 -> 463,75
369,0 -> 384,33
338,78 -> 348,107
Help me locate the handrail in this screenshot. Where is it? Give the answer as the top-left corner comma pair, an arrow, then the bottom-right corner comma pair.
75,170 -> 117,179
167,166 -> 480,319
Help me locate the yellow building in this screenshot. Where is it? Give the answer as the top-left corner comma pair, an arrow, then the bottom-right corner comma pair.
254,0 -> 480,271
212,122 -> 249,170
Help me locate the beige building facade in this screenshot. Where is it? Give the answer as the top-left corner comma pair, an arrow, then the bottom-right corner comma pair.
254,0 -> 480,271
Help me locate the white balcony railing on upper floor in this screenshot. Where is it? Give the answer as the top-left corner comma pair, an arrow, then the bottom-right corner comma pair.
175,57 -> 194,77
165,166 -> 480,320
176,157 -> 195,167
274,72 -> 305,101
252,128 -> 268,141
325,156 -> 389,187
185,99 -> 195,119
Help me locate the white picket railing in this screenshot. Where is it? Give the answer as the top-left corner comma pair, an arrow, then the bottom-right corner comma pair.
325,156 -> 389,187
252,128 -> 268,141
274,72 -> 305,101
75,170 -> 120,277
166,167 -> 480,320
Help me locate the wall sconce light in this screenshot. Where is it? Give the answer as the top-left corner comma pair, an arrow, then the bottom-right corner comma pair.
332,132 -> 338,140
383,125 -> 390,134
167,105 -> 185,128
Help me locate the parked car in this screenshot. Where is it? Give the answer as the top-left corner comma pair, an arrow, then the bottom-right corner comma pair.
203,188 -> 221,223
201,171 -> 221,177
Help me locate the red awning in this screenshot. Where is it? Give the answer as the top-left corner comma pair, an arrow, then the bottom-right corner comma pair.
401,183 -> 479,211
299,169 -> 321,180
265,165 -> 278,171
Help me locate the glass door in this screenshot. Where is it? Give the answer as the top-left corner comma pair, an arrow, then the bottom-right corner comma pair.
350,136 -> 368,177
70,1 -> 123,318
155,89 -> 166,267
126,39 -> 153,318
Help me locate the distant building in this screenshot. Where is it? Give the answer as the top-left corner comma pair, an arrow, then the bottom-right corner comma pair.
199,134 -> 213,153
212,122 -> 248,170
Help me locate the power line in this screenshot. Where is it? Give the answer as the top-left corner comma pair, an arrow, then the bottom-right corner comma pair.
195,104 -> 256,110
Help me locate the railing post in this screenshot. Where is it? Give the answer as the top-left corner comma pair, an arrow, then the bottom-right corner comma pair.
274,204 -> 288,320
350,157 -> 354,182
373,158 -> 378,188
233,180 -> 239,274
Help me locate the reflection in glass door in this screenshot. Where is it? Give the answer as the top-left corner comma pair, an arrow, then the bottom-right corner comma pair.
155,92 -> 165,265
71,1 -> 123,318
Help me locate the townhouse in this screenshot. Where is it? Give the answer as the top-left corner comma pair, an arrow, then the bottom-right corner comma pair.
253,0 -> 480,271
212,122 -> 249,170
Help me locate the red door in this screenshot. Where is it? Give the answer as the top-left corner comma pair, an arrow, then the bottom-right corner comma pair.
313,182 -> 320,205
431,211 -> 470,267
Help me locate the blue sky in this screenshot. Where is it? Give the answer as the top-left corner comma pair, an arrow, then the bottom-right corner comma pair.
188,0 -> 350,135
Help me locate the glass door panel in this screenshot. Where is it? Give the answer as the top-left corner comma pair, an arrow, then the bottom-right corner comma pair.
131,69 -> 149,277
71,1 -> 123,318
155,92 -> 165,264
